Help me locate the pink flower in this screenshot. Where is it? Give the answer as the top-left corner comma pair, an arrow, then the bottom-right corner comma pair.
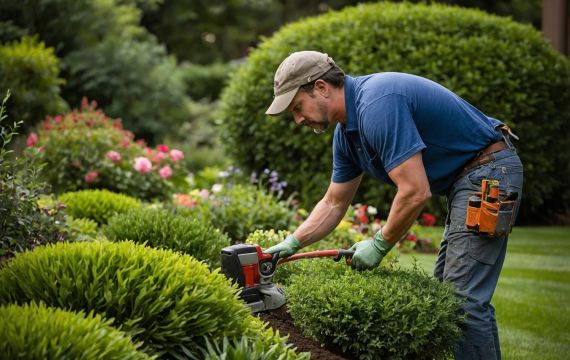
199,189 -> 210,199
120,138 -> 130,148
170,149 -> 184,162
154,152 -> 166,162
157,144 -> 170,153
54,115 -> 63,123
106,150 -> 121,162
159,165 -> 173,179
26,133 -> 38,147
134,157 -> 152,174
85,171 -> 98,183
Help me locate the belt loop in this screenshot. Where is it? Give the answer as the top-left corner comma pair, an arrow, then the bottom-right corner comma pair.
498,124 -> 518,150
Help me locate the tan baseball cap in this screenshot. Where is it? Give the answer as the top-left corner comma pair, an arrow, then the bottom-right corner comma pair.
265,51 -> 335,115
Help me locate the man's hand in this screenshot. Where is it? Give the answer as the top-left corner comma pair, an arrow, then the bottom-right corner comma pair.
349,230 -> 393,270
265,234 -> 302,258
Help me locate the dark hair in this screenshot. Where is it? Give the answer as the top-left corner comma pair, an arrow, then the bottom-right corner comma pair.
299,64 -> 345,93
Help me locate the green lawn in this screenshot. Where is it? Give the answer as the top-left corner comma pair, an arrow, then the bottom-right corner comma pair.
398,226 -> 570,360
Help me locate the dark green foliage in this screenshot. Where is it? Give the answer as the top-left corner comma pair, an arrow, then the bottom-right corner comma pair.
219,2 -> 570,223
176,184 -> 295,243
0,36 -> 67,131
0,0 -> 192,142
0,93 -> 65,260
59,190 -> 142,225
181,62 -> 240,101
0,241 -> 254,358
104,207 -> 230,267
286,261 -> 464,359
0,302 -> 151,360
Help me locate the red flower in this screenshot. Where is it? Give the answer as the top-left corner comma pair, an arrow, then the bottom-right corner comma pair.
54,115 -> 63,123
406,234 -> 417,242
420,213 -> 436,227
157,144 -> 169,153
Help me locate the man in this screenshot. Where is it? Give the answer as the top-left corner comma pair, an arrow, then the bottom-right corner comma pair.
264,51 -> 523,360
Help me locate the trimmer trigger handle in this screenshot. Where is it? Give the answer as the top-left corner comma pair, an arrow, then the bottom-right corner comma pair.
333,249 -> 355,263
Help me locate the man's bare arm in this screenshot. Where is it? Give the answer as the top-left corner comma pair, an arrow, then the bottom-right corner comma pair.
381,152 -> 431,245
294,174 -> 363,247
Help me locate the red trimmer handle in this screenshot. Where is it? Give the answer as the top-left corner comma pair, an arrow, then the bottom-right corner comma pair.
277,249 -> 354,265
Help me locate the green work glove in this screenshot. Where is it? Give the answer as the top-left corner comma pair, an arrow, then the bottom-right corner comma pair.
349,230 -> 393,270
265,234 -> 302,258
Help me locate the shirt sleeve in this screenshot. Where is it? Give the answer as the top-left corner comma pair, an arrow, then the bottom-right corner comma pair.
331,128 -> 363,183
361,94 -> 426,173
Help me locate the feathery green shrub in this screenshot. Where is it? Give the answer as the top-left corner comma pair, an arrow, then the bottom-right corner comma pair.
220,2 -> 570,222
0,302 -> 150,360
286,261 -> 463,359
59,189 -> 141,225
104,207 -> 230,267
0,241 -> 253,358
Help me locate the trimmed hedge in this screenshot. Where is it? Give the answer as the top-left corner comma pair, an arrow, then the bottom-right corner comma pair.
220,2 -> 570,222
0,36 -> 67,131
286,261 -> 463,359
0,241 -> 253,358
0,302 -> 150,359
59,190 -> 142,225
104,207 -> 230,267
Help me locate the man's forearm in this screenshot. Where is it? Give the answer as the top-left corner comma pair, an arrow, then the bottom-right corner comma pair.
294,198 -> 347,247
381,189 -> 430,245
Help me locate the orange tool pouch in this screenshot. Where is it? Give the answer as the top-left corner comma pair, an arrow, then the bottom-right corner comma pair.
466,179 -> 517,238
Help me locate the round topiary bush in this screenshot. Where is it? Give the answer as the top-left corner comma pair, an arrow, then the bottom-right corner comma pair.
104,207 -> 230,267
0,241 -> 253,358
285,261 -> 463,360
220,2 -> 570,223
0,302 -> 150,360
59,189 -> 142,225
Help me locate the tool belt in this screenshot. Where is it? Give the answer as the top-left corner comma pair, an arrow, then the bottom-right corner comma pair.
457,140 -> 507,179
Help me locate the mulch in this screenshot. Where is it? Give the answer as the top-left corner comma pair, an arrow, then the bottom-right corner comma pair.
258,306 -> 353,360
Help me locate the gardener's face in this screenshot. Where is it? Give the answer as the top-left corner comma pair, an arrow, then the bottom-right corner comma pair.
288,89 -> 330,134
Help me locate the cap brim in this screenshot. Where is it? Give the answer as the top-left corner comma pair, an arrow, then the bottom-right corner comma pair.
265,88 -> 299,115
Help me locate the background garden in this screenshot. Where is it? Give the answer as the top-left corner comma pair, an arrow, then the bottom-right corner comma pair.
1,0 -> 569,359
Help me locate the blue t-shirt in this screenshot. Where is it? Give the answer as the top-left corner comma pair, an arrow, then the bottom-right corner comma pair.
332,73 -> 503,195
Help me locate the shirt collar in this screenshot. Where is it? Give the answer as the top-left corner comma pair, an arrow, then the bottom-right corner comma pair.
343,75 -> 358,131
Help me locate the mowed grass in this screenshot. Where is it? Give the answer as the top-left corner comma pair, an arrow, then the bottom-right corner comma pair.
397,226 -> 570,360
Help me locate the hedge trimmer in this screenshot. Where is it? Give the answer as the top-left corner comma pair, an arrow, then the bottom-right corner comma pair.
220,244 -> 354,313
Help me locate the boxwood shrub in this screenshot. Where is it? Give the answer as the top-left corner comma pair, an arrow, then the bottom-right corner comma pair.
104,207 -> 230,267
59,189 -> 141,225
0,36 -> 67,131
0,302 -> 150,360
220,2 -> 570,222
285,261 -> 463,360
0,241 -> 254,358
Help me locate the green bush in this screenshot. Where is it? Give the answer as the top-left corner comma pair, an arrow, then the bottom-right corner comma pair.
0,36 -> 67,131
175,184 -> 296,243
0,302 -> 150,359
220,2 -> 570,222
0,93 -> 65,260
203,335 -> 308,360
104,207 -> 230,267
29,105 -> 189,200
181,62 -> 239,101
59,190 -> 141,225
286,261 -> 463,359
0,241 -> 256,358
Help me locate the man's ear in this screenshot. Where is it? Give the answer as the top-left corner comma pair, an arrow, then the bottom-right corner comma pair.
314,79 -> 329,97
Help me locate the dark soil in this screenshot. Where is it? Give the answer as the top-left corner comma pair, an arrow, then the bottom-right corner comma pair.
258,306 -> 352,360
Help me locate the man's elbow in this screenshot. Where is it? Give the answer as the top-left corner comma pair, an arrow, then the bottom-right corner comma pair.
402,186 -> 431,206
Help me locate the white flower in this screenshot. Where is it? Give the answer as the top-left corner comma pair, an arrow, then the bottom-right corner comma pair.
367,206 -> 378,215
212,184 -> 223,193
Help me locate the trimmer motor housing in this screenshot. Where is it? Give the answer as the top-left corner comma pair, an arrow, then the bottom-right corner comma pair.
220,244 -> 285,313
